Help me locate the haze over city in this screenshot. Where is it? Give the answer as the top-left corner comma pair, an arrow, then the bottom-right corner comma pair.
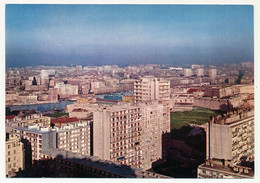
6,5 -> 253,67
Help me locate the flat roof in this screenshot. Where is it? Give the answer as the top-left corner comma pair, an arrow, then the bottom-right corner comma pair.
15,126 -> 52,134
42,149 -> 139,177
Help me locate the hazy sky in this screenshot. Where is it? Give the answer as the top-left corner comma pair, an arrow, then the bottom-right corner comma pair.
6,5 -> 254,67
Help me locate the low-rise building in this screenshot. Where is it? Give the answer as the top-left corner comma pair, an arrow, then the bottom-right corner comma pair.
170,92 -> 194,111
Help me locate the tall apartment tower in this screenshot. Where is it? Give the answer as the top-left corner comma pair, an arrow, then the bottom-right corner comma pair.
93,102 -> 169,170
93,104 -> 142,168
183,68 -> 192,77
197,109 -> 254,178
134,76 -> 170,104
209,68 -> 217,79
196,68 -> 204,77
49,88 -> 58,102
134,76 -> 171,133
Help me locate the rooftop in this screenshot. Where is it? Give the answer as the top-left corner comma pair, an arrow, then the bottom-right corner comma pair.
199,160 -> 254,178
42,149 -> 169,178
6,115 -> 16,120
51,116 -> 79,124
15,126 -> 52,134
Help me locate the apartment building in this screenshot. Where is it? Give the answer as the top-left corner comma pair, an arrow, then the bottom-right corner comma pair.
134,76 -> 170,133
134,76 -> 170,105
54,121 -> 92,156
6,112 -> 51,133
209,68 -> 217,79
170,92 -> 194,111
93,102 -> 170,170
197,108 -> 254,178
55,83 -> 78,96
6,134 -> 25,177
183,68 -> 192,77
93,104 -> 142,168
13,126 -> 56,160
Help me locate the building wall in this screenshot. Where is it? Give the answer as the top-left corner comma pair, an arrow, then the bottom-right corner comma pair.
6,135 -> 25,177
134,76 -> 170,104
93,102 -> 170,170
194,98 -> 230,111
93,110 -> 111,160
55,122 -> 91,155
206,110 -> 254,165
93,105 -> 142,168
13,127 -> 56,160
207,123 -> 232,160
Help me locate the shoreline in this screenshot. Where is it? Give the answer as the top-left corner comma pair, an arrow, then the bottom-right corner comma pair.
6,100 -> 76,107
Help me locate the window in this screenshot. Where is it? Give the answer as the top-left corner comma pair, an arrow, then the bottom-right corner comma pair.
8,151 -> 10,155
14,150 -> 16,154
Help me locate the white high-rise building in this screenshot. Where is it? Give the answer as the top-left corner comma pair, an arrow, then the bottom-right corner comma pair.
209,68 -> 217,79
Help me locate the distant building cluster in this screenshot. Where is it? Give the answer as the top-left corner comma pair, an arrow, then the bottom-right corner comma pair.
5,62 -> 254,178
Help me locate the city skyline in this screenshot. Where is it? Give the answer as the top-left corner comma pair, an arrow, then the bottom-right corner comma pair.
6,4 -> 254,67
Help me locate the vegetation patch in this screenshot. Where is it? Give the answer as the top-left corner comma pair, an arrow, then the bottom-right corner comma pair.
170,107 -> 222,130
47,112 -> 69,118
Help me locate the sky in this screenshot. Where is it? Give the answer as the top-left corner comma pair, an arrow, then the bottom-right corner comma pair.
5,5 -> 254,67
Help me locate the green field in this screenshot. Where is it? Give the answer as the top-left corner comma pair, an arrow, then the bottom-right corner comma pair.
171,107 -> 222,130
47,112 -> 69,118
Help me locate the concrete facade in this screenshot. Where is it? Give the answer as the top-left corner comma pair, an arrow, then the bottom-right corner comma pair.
93,102 -> 170,170
13,126 -> 57,160
54,121 -> 92,155
6,134 -> 25,177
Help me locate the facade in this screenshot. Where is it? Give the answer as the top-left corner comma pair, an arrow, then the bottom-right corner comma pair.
197,108 -> 254,178
170,92 -> 194,111
196,68 -> 204,77
134,76 -> 170,133
6,134 -> 25,177
55,83 -> 78,96
13,126 -> 56,160
206,109 -> 254,165
122,95 -> 135,103
6,112 -> 51,133
134,76 -> 170,104
209,68 -> 217,79
93,102 -> 170,170
183,68 -> 192,77
54,121 -> 92,155
48,88 -> 58,102
93,104 -> 142,168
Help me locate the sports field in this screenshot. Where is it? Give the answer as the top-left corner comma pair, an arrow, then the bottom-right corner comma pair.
170,107 -> 223,129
